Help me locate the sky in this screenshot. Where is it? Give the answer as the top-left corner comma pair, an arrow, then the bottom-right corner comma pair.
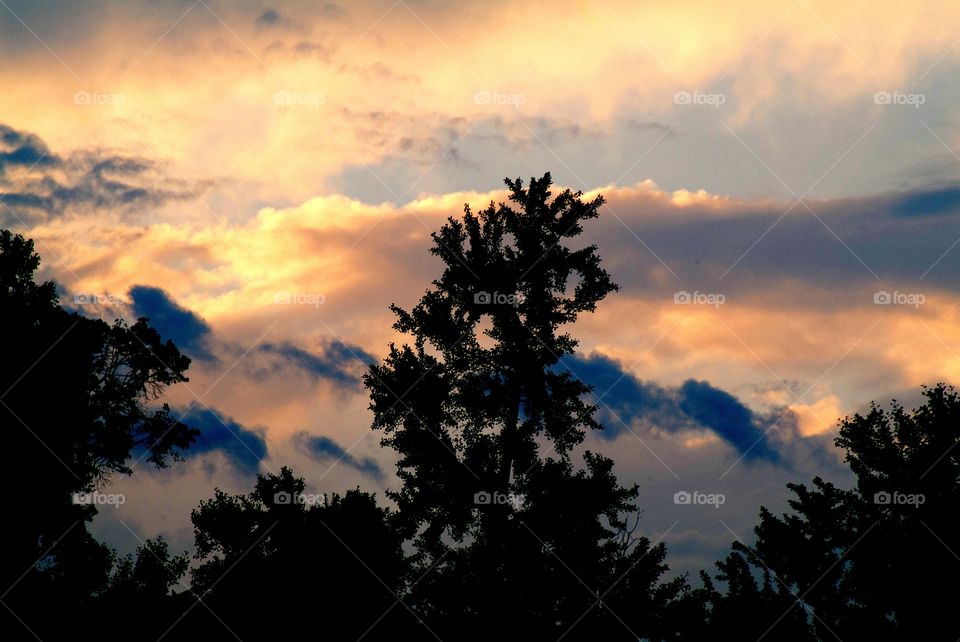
2,0 -> 960,578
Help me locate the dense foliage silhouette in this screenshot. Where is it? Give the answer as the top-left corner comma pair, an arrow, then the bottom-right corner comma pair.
363,173 -> 694,639
0,229 -> 197,638
704,384 -> 960,640
181,466 -> 415,639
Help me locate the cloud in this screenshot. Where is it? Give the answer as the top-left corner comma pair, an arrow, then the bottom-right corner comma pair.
4,1 -> 960,208
0,123 -> 203,226
129,285 -> 217,363
254,340 -> 375,388
294,432 -> 384,481
256,9 -> 281,27
0,123 -> 57,171
890,184 -> 960,218
124,285 -> 372,389
584,179 -> 960,304
566,352 -> 783,463
178,406 -> 268,475
563,352 -> 684,428
678,379 -> 780,463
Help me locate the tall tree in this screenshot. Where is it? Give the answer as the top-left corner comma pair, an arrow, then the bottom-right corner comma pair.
365,174 -> 691,639
0,229 -> 197,637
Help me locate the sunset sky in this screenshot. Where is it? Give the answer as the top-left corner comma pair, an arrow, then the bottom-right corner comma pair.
3,0 -> 960,576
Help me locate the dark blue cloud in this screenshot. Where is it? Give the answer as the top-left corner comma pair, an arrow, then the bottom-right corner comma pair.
564,352 -> 678,424
566,353 -> 783,464
0,123 -> 202,226
890,184 -> 960,218
295,433 -> 384,481
678,379 -> 780,463
129,285 -> 217,363
0,193 -> 53,209
0,124 -> 58,172
178,406 -> 268,475
255,340 -> 375,388
124,284 -> 373,387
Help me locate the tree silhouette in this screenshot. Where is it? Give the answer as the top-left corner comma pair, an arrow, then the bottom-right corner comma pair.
185,466 -> 416,639
698,549 -> 816,640
704,384 -> 960,639
96,537 -> 192,637
364,174 -> 691,639
0,229 -> 197,637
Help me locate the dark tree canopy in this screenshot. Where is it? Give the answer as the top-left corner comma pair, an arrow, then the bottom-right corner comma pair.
704,384 -> 960,640
184,467 -> 415,639
0,228 -> 197,637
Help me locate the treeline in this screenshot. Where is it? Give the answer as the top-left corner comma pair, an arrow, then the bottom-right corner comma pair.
1,175 -> 958,640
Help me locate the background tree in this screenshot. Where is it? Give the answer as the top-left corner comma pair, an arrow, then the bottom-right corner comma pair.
0,229 -> 197,637
698,549 -> 816,641
705,384 -> 960,640
95,537 -> 191,638
185,466 -> 415,639
365,174 -> 693,639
